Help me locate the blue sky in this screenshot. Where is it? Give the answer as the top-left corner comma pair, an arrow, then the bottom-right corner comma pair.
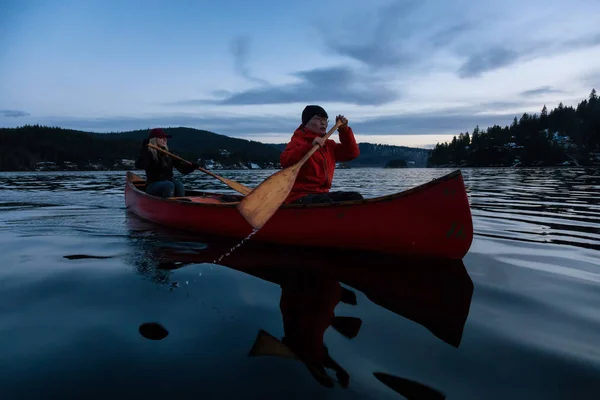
2,0 -> 600,148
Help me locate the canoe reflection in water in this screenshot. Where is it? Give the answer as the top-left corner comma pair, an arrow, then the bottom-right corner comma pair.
126,215 -> 473,397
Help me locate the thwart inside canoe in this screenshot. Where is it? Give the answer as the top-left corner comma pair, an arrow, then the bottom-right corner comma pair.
168,196 -> 235,204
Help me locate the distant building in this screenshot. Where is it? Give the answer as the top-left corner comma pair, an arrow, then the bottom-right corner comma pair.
63,161 -> 78,170
34,161 -> 58,171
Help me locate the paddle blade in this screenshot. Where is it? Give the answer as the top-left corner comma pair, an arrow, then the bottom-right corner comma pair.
248,329 -> 298,359
373,372 -> 446,399
236,163 -> 301,229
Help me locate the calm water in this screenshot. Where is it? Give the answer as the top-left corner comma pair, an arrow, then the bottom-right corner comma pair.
0,167 -> 599,399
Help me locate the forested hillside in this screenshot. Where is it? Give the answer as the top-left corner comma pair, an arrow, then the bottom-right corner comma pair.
428,89 -> 600,167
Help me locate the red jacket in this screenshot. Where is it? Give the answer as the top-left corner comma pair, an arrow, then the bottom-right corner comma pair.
280,124 -> 360,203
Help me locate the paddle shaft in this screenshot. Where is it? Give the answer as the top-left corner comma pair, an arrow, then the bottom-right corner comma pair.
147,143 -> 252,195
299,121 -> 344,164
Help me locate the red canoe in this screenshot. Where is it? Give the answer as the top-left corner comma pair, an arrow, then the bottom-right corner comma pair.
124,169 -> 473,259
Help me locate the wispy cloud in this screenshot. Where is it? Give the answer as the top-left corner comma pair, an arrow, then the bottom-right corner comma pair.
457,47 -> 521,78
351,108 -> 522,135
167,66 -> 399,106
520,86 -> 564,97
456,32 -> 600,79
581,71 -> 600,89
318,1 -> 600,80
229,36 -> 269,85
0,109 -> 30,118
321,0 -> 420,69
562,32 -> 600,50
164,2 -> 600,113
428,22 -> 474,48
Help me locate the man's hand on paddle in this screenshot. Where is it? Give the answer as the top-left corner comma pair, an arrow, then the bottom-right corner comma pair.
312,137 -> 327,147
336,115 -> 348,126
312,115 -> 349,147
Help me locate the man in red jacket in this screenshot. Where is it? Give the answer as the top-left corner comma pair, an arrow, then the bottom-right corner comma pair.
280,105 -> 364,204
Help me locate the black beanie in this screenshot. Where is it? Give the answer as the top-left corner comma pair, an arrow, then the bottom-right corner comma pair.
302,105 -> 328,125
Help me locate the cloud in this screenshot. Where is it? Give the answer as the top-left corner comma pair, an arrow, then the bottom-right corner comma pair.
520,86 -> 564,97
428,22 -> 474,48
318,1 -> 600,80
5,103 -> 526,139
581,71 -> 600,89
351,109 -> 521,135
562,32 -> 600,50
167,66 -> 399,106
318,2 -> 483,79
456,32 -> 600,79
457,47 -> 522,78
317,1 -> 478,75
178,2 -> 600,110
0,109 -> 30,117
229,36 -> 269,85
320,0 -> 427,70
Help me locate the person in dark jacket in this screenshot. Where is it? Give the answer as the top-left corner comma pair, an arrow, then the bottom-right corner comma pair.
135,128 -> 199,198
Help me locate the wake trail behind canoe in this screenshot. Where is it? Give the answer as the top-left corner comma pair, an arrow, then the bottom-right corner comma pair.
209,228 -> 259,267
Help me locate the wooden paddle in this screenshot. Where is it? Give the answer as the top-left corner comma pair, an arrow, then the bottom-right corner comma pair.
236,120 -> 344,229
147,143 -> 253,196
247,329 -> 298,359
248,329 -> 348,388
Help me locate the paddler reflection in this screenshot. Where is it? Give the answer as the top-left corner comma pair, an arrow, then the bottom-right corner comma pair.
248,269 -> 360,388
125,214 -> 473,394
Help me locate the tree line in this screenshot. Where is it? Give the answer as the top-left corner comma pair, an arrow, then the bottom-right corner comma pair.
428,89 -> 600,167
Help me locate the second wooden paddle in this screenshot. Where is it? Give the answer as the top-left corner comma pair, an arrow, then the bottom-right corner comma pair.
147,143 -> 252,196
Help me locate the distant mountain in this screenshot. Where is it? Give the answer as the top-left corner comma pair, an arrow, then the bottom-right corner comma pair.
271,142 -> 431,167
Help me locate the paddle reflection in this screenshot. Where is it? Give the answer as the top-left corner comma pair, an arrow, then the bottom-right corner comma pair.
125,214 -> 474,395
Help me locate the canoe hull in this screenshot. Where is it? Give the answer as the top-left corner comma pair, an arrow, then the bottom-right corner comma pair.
124,170 -> 473,259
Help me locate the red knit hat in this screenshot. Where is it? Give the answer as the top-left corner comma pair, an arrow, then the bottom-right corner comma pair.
148,128 -> 172,139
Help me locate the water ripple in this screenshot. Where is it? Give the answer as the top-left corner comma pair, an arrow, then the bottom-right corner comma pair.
0,168 -> 599,399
